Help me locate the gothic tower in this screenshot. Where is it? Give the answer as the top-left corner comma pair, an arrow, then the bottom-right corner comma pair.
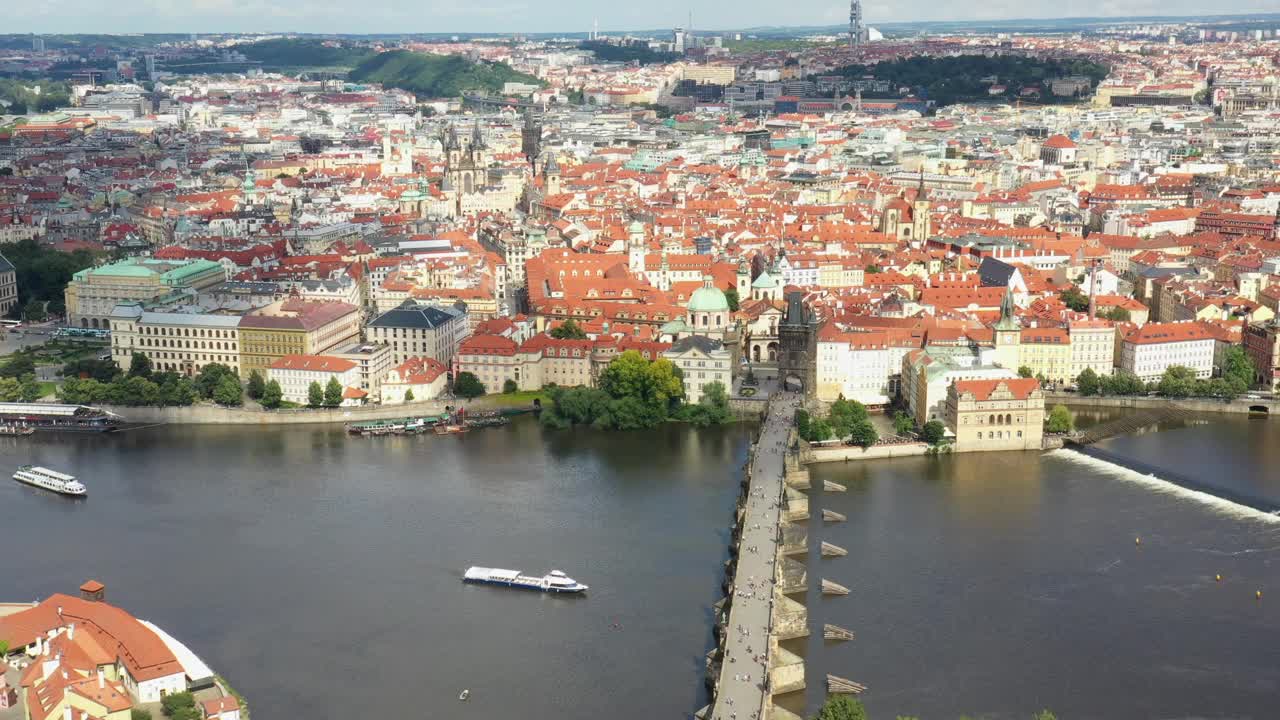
521,110 -> 542,167
912,170 -> 931,244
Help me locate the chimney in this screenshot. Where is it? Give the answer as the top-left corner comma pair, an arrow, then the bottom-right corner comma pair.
67,623 -> 75,641
98,668 -> 105,690
64,705 -> 72,720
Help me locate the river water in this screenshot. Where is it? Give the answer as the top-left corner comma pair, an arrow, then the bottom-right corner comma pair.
0,419 -> 754,720
805,415 -> 1280,720
4,414 -> 1279,720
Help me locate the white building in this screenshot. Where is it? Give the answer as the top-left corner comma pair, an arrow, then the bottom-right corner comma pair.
1068,321 -> 1117,381
815,326 -> 912,406
367,301 -> 469,366
663,335 -> 731,404
1118,321 -> 1215,382
380,356 -> 449,403
267,354 -> 363,406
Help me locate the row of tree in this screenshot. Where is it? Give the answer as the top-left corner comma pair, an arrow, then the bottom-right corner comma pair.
1075,347 -> 1256,400
810,694 -> 1058,720
538,350 -> 732,430
58,356 -> 244,407
795,397 -> 880,447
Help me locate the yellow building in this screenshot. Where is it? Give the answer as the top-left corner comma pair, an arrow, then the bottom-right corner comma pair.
1016,327 -> 1073,386
946,378 -> 1045,453
238,299 -> 361,373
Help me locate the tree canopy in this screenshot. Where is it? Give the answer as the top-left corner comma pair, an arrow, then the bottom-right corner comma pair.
348,50 -> 542,97
549,318 -> 588,340
812,695 -> 868,720
1046,404 -> 1074,433
2,238 -> 98,315
825,54 -> 1109,106
541,350 -> 691,431
323,376 -> 344,407
454,371 -> 486,399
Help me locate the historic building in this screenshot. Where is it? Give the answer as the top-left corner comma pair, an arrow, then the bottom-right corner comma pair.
237,299 -> 361,373
366,300 -> 469,366
0,253 -> 17,316
877,175 -> 931,244
268,354 -> 365,406
946,377 -> 1045,452
777,291 -> 818,395
663,335 -> 732,404
109,303 -> 242,376
65,258 -> 226,330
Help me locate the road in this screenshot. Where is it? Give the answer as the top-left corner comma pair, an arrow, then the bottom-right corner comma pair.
712,391 -> 801,720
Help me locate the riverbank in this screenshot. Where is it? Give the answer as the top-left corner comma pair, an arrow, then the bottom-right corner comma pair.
1051,392 -> 1277,415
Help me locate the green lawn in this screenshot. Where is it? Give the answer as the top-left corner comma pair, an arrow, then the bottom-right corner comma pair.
37,381 -> 56,398
477,390 -> 548,408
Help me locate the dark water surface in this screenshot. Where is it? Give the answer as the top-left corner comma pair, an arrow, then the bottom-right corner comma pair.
805,417 -> 1280,720
0,419 -> 754,720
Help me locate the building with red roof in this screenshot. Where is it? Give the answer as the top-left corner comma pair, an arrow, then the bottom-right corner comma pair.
946,377 -> 1045,452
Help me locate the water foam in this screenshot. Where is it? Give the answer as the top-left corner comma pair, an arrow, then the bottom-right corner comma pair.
1047,449 -> 1280,526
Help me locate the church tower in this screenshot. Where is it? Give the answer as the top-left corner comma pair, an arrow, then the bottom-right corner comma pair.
736,256 -> 752,300
911,170 -> 931,245
628,221 -> 647,275
993,287 -> 1022,370
543,153 -> 561,196
521,110 -> 542,167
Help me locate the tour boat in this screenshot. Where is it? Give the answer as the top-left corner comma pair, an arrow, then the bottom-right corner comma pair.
434,423 -> 469,435
13,465 -> 86,497
463,567 -> 588,594
0,425 -> 34,436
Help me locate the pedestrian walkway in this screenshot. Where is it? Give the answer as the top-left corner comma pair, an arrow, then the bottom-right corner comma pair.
711,391 -> 802,720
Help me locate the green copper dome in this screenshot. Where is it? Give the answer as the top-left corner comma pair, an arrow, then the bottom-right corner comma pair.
688,285 -> 730,313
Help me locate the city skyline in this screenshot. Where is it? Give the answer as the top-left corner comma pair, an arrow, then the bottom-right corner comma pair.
6,1 -> 1280,35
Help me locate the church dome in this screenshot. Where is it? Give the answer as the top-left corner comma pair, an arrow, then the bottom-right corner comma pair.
688,284 -> 730,313
751,271 -> 778,289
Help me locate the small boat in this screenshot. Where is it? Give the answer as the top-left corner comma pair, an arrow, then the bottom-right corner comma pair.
458,690 -> 470,701
0,425 -> 34,436
434,423 -> 469,435
13,465 -> 86,497
463,567 -> 589,594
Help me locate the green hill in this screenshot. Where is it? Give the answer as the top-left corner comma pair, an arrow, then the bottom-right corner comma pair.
238,39 -> 373,70
348,50 -> 542,98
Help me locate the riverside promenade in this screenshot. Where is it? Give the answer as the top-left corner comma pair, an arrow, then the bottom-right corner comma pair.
711,391 -> 803,720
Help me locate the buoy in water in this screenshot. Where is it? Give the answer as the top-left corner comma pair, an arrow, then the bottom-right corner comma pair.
1135,537 -> 1141,545
459,689 -> 470,701
1216,574 -> 1222,582
1257,590 -> 1263,600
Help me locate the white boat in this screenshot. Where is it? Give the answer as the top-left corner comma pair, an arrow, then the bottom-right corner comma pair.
463,566 -> 588,594
13,465 -> 86,497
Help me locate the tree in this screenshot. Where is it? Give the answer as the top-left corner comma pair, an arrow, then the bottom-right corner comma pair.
194,363 -> 236,399
892,410 -> 914,436
1076,367 -> 1100,396
921,419 -> 947,445
794,408 -> 811,438
0,377 -> 22,402
324,376 -> 344,407
160,691 -> 195,718
19,376 -> 42,402
108,376 -> 161,406
864,264 -> 882,274
1017,365 -> 1034,379
828,396 -> 869,439
0,353 -> 35,378
807,418 -> 833,442
404,389 -> 415,402
503,378 -> 519,394
159,377 -> 197,406
1100,370 -> 1144,396
454,371 -> 486,399
307,381 -> 324,408
548,318 -> 588,340
813,695 -> 868,720
22,299 -> 46,322
213,375 -> 243,407
1046,404 -> 1074,433
1033,712 -> 1058,720
848,418 -> 879,448
58,378 -> 105,404
1158,365 -> 1197,398
1059,285 -> 1090,312
126,353 -> 152,379
1221,345 -> 1255,396
246,370 -> 266,399
132,709 -> 153,720
1097,306 -> 1130,322
260,379 -> 283,409
63,357 -> 120,383
724,287 -> 740,312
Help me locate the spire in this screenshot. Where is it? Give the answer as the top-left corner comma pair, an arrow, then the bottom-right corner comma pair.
995,286 -> 1021,331
916,166 -> 928,201
471,121 -> 485,150
542,152 -> 559,176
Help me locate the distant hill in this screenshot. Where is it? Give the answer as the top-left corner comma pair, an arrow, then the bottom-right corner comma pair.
348,50 -> 542,97
238,39 -> 373,70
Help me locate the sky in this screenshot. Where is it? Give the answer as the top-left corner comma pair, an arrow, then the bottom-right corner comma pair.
6,0 -> 1278,35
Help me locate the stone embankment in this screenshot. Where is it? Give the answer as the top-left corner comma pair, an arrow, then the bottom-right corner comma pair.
1050,392 -> 1277,415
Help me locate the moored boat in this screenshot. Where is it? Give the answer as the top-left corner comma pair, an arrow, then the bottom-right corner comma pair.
434,423 -> 469,435
0,425 -> 34,436
13,465 -> 86,497
463,567 -> 588,593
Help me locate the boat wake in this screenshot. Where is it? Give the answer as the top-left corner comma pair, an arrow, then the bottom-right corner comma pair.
1048,449 -> 1280,526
